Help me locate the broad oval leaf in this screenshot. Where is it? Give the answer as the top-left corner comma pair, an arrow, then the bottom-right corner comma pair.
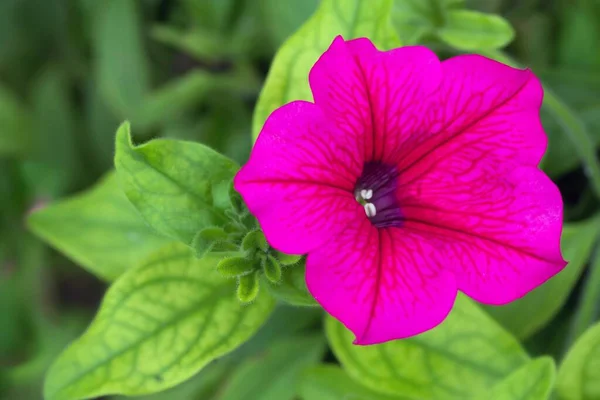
28,172 -> 171,281
114,122 -> 239,244
484,216 -> 600,339
484,357 -> 555,400
217,335 -> 326,400
299,365 -> 406,400
44,243 -> 275,400
438,10 -> 515,51
252,0 -> 401,139
326,294 -> 529,399
556,322 -> 600,400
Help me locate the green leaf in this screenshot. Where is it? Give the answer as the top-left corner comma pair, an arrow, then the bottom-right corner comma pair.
266,263 -> 318,307
391,0 -> 438,45
568,246 -> 600,345
133,70 -> 258,131
484,357 -> 555,400
21,66 -> 80,198
28,172 -> 172,281
114,121 -> 239,244
151,25 -> 229,62
258,0 -> 319,47
484,216 -> 600,339
556,322 -> 600,400
237,271 -> 260,303
252,0 -> 401,139
217,256 -> 255,278
44,244 -> 275,400
93,0 -> 151,118
326,294 -> 529,399
0,84 -> 32,156
557,5 -> 600,69
262,255 -> 282,284
217,335 -> 326,400
438,10 -> 514,51
299,365 -> 405,400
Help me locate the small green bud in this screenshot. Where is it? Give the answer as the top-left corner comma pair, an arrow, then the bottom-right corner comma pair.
262,255 -> 282,283
242,230 -> 268,253
237,271 -> 260,303
276,251 -> 303,266
217,256 -> 255,278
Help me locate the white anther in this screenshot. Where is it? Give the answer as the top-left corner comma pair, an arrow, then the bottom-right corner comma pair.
364,203 -> 377,218
360,189 -> 373,200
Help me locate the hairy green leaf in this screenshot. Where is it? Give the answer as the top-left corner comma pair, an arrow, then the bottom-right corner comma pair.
438,10 -> 514,51
114,122 -> 239,244
252,0 -> 401,139
44,244 -> 275,400
28,172 -> 171,281
485,216 -> 600,339
484,357 -> 555,400
326,295 -> 528,399
299,365 -> 405,400
217,335 -> 326,400
556,322 -> 600,400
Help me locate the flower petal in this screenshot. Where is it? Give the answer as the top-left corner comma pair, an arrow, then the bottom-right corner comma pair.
306,212 -> 457,345
400,166 -> 566,304
235,101 -> 361,254
394,55 -> 565,303
399,55 -> 546,179
309,36 -> 442,164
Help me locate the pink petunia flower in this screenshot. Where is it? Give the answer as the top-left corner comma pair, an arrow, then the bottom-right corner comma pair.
235,36 -> 566,345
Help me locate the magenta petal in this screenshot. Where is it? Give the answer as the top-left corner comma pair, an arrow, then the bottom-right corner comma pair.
309,36 -> 442,164
306,212 -> 457,345
401,166 -> 566,304
396,55 -> 565,304
235,101 -> 362,254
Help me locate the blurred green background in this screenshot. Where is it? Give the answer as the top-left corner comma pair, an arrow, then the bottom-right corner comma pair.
1,0 -> 600,399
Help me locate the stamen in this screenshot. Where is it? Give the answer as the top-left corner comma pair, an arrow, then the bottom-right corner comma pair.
364,203 -> 377,217
360,189 -> 373,200
354,162 -> 403,228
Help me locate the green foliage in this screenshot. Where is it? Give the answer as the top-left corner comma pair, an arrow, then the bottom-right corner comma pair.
299,365 -> 403,400
0,84 -> 31,156
485,357 -> 555,400
484,216 -> 600,339
265,263 -> 318,307
3,0 -> 600,399
44,244 -> 275,400
326,295 -> 528,399
252,0 -> 401,139
437,10 -> 515,50
114,122 -> 239,244
556,322 -> 600,400
93,0 -> 151,118
28,172 -> 172,281
216,335 -> 325,400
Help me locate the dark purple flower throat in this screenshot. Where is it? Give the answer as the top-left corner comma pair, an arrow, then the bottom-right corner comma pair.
354,162 -> 403,228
